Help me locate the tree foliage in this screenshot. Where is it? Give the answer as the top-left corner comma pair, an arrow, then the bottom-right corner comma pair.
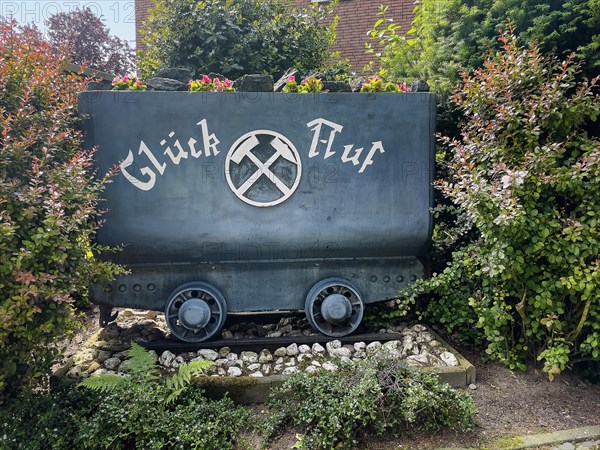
369,0 -> 600,96
46,7 -> 134,74
138,0 -> 337,80
0,22 -> 124,396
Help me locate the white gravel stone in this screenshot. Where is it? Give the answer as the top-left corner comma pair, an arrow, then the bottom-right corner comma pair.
226,353 -> 238,361
406,354 -> 429,367
218,347 -> 231,358
103,356 -> 121,370
412,324 -> 427,332
258,350 -> 273,364
401,336 -> 414,354
326,340 -> 342,354
282,366 -> 299,375
284,358 -> 296,367
249,371 -> 264,377
240,351 -> 258,363
416,332 -> 434,344
286,343 -> 299,356
386,349 -> 403,359
73,348 -> 98,366
311,360 -> 322,367
353,342 -> 366,352
439,351 -> 460,367
197,349 -> 219,361
429,340 -> 442,348
401,329 -> 416,338
226,359 -> 242,368
118,359 -> 134,372
67,366 -> 85,379
366,341 -> 382,353
262,365 -> 272,376
91,368 -> 108,376
298,344 -> 311,354
305,365 -> 319,374
330,347 -> 352,358
353,351 -> 367,359
96,350 -> 113,363
274,347 -> 287,357
312,343 -> 326,355
273,364 -> 283,373
227,367 -> 242,377
158,350 -> 175,367
246,363 -> 261,372
172,356 -> 185,368
217,368 -> 227,376
383,340 -> 400,351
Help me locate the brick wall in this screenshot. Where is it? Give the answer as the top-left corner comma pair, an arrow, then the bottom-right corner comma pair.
292,0 -> 414,72
135,0 -> 414,71
136,0 -> 153,53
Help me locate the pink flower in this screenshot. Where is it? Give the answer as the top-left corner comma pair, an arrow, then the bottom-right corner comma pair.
136,80 -> 142,86
123,76 -> 129,82
112,76 -> 120,85
287,75 -> 295,82
224,79 -> 232,88
399,81 -> 407,91
202,74 -> 211,83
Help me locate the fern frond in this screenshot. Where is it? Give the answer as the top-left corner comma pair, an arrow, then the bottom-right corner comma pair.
79,374 -> 126,393
165,387 -> 184,404
166,360 -> 212,392
124,342 -> 159,378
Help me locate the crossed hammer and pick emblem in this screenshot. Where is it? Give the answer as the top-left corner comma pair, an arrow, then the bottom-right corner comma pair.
225,130 -> 302,207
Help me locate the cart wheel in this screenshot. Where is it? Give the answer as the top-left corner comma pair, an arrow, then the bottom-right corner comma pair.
164,282 -> 227,342
305,278 -> 364,337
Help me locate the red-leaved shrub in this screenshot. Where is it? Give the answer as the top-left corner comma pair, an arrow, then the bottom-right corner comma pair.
0,21 -> 123,395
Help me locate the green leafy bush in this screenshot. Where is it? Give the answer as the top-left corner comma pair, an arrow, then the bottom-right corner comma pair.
0,22 -> 124,396
138,0 -> 337,80
404,29 -> 600,376
266,356 -> 476,449
0,384 -> 251,450
0,344 -> 252,449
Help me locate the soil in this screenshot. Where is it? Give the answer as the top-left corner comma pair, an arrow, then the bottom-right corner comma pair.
55,307 -> 600,449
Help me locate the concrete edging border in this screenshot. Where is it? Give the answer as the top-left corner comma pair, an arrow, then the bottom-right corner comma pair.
51,324 -> 476,404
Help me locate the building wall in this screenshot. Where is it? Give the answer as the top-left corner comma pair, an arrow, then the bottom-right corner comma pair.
135,0 -> 414,72
292,0 -> 414,72
136,0 -> 153,53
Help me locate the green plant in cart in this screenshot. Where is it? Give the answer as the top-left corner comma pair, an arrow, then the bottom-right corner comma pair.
283,75 -> 324,93
189,74 -> 234,92
111,74 -> 146,90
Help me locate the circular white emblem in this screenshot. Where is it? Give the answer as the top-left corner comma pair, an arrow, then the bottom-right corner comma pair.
225,130 -> 302,207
